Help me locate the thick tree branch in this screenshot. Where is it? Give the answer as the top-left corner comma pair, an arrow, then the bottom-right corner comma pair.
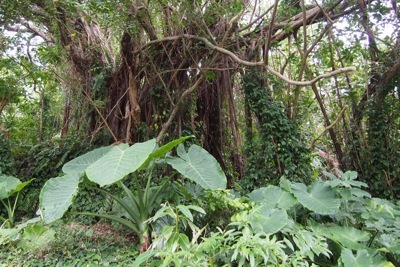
138,34 -> 355,86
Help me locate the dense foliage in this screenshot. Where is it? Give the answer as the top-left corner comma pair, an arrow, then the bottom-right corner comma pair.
1,0 -> 400,265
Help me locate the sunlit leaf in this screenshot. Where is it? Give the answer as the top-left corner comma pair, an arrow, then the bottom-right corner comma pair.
62,146 -> 112,175
166,144 -> 227,190
86,139 -> 156,186
39,173 -> 81,223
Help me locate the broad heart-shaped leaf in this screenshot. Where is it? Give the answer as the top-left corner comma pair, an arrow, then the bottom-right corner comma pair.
62,146 -> 112,175
0,175 -> 21,199
166,144 -> 227,190
309,221 -> 369,250
250,206 -> 288,234
39,173 -> 81,223
291,180 -> 340,215
248,186 -> 296,210
86,139 -> 156,187
341,249 -> 372,267
328,225 -> 370,249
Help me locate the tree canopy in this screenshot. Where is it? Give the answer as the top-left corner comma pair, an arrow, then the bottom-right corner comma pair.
1,0 -> 400,196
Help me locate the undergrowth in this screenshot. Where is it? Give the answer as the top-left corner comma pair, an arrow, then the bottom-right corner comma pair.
0,221 -> 138,267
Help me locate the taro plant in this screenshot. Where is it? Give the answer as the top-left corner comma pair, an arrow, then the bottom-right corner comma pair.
39,136 -> 227,252
0,175 -> 34,228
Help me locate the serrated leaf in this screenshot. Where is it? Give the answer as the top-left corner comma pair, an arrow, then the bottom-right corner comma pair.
292,180 -> 340,215
248,186 -> 296,210
86,139 -> 156,186
39,173 -> 81,223
166,144 -> 226,190
62,146 -> 112,175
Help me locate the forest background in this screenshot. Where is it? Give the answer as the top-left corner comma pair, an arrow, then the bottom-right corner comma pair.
1,0 -> 400,265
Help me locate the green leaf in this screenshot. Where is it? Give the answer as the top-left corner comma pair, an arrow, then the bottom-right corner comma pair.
248,186 -> 296,210
39,173 -> 81,223
250,206 -> 289,234
132,250 -> 157,267
0,228 -> 20,245
62,146 -> 112,175
167,232 -> 190,251
166,144 -> 227,190
0,175 -> 21,199
378,234 -> 400,254
310,223 -> 370,250
291,180 -> 340,215
329,226 -> 370,249
341,249 -> 372,267
186,205 -> 206,214
9,178 -> 34,196
176,233 -> 190,250
86,139 -> 156,186
177,205 -> 193,222
15,217 -> 41,231
145,136 -> 193,163
18,225 -> 55,250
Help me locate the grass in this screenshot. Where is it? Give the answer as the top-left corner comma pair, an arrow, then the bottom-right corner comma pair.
0,220 -> 139,266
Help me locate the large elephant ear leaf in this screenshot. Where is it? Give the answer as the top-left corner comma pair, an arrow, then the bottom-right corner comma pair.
86,139 -> 156,187
291,180 -> 340,215
39,173 -> 81,223
248,186 -> 296,210
62,146 -> 112,176
0,175 -> 21,200
166,144 -> 227,190
250,206 -> 289,234
340,249 -> 372,267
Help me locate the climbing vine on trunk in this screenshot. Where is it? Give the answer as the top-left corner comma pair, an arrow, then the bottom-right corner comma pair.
242,69 -> 311,189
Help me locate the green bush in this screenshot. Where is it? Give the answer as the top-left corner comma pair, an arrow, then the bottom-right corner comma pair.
135,171 -> 399,266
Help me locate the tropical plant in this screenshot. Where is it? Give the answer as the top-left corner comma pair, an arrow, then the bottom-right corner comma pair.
39,136 -> 227,252
134,171 -> 399,266
0,174 -> 34,228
